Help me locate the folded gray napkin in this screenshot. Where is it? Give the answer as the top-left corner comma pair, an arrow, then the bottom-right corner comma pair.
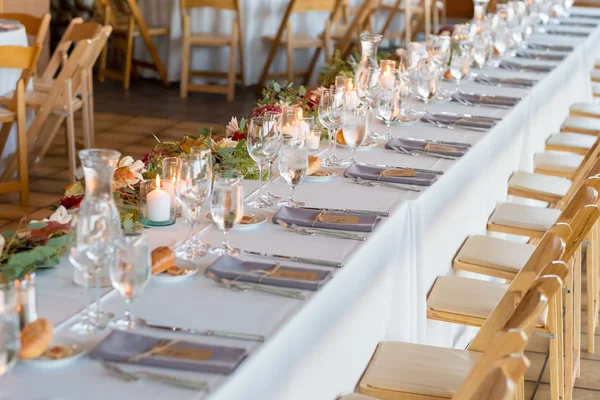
560,21 -> 597,28
91,330 -> 247,375
499,61 -> 554,73
273,205 -> 379,232
475,75 -> 537,87
385,137 -> 469,157
515,51 -> 566,61
452,92 -> 521,107
527,43 -> 573,52
205,255 -> 332,290
546,29 -> 589,37
344,163 -> 438,186
421,112 -> 496,130
568,13 -> 600,20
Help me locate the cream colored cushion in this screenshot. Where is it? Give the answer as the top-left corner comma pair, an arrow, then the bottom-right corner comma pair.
546,132 -> 596,149
360,341 -> 481,398
488,202 -> 561,231
571,102 -> 600,118
455,235 -> 535,273
534,151 -> 584,173
563,116 -> 600,134
594,84 -> 600,97
339,394 -> 379,400
592,69 -> 600,82
508,171 -> 571,198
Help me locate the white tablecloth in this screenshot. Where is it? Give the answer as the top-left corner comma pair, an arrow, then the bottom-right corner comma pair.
4,8 -> 600,399
0,25 -> 29,165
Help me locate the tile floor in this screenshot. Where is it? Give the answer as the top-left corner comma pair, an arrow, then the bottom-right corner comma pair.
1,79 -> 600,399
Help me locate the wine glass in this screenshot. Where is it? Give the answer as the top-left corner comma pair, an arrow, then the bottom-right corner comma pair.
416,70 -> 438,111
472,33 -> 489,69
246,117 -> 282,208
175,151 -> 212,259
210,173 -> 244,256
450,47 -> 471,93
394,70 -> 420,123
378,88 -> 400,140
279,140 -> 308,207
356,67 -> 380,109
262,110 -> 283,203
343,105 -> 370,164
319,88 -> 336,167
109,233 -> 151,330
320,86 -> 347,167
0,283 -> 20,375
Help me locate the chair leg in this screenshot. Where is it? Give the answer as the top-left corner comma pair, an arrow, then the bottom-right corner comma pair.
286,26 -> 294,84
81,71 -> 92,149
238,21 -> 247,93
87,71 -> 96,148
575,246 -> 582,379
16,81 -> 28,205
64,117 -> 77,184
588,227 -> 597,354
180,39 -> 190,99
565,256 -> 575,400
124,20 -> 135,90
548,296 -> 562,400
227,30 -> 239,102
99,39 -> 108,83
304,47 -> 321,87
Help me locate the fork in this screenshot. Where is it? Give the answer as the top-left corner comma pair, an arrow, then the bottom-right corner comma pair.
351,177 -> 421,192
99,360 -> 210,391
390,145 -> 457,161
206,272 -> 306,299
275,219 -> 365,241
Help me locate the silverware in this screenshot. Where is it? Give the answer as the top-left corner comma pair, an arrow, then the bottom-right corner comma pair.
275,219 -> 366,241
433,111 -> 502,122
243,250 -> 343,268
400,136 -> 472,148
475,76 -> 533,89
146,323 -> 265,342
389,144 -> 458,161
351,177 -> 422,192
299,206 -> 389,217
421,116 -> 490,133
99,360 -> 210,391
357,162 -> 443,175
453,94 -> 514,110
206,272 -> 306,299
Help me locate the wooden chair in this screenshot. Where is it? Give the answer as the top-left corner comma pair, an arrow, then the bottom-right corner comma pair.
353,270 -> 563,400
257,0 -> 344,91
1,28 -> 112,184
179,0 -> 245,101
96,0 -> 168,89
376,0 -> 427,46
0,12 -> 50,75
0,45 -> 42,206
322,0 -> 376,54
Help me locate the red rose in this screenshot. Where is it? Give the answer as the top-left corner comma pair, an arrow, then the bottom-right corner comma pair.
59,195 -> 83,210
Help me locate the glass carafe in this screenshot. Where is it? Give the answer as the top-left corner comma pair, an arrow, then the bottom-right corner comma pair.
70,149 -> 122,333
354,33 -> 382,89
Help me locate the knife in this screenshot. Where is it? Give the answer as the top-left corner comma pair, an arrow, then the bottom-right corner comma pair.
357,162 -> 444,176
401,136 -> 473,148
243,250 -> 343,268
299,206 -> 389,217
146,323 -> 266,342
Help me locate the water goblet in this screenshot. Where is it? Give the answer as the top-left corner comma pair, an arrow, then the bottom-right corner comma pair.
343,105 -> 371,165
246,116 -> 282,208
262,110 -> 283,203
319,86 -> 348,167
450,48 -> 471,93
210,173 -> 244,256
378,88 -> 400,140
109,233 -> 151,330
279,140 -> 308,207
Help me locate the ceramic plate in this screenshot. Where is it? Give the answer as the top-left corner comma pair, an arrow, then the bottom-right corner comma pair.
154,258 -> 198,282
22,337 -> 86,367
306,170 -> 338,181
207,211 -> 268,230
337,141 -> 378,150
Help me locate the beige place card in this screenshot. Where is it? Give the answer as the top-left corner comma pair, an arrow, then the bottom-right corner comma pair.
154,346 -> 213,361
268,269 -> 319,281
424,143 -> 459,154
380,168 -> 417,178
317,213 -> 360,224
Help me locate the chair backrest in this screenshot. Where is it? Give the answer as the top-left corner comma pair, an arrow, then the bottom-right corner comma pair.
558,138 -> 600,207
337,0 -> 377,58
41,18 -> 103,82
291,0 -> 342,13
462,356 -> 530,400
0,12 -> 50,46
180,0 -> 239,10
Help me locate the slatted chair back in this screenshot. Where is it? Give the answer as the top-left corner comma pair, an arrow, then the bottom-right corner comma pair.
180,0 -> 238,10
0,12 -> 50,46
337,0 -> 378,59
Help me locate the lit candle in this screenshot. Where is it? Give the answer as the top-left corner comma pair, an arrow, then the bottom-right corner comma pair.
381,71 -> 396,89
306,130 -> 321,150
147,175 -> 171,222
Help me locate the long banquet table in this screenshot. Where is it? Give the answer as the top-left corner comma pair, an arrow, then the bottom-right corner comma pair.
5,8 -> 600,400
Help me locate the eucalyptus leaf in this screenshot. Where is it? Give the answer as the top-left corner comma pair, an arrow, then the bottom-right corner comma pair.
298,86 -> 307,96
221,158 -> 244,165
239,118 -> 246,131
218,147 -> 237,156
46,235 -> 71,249
273,82 -> 281,92
27,222 -> 47,230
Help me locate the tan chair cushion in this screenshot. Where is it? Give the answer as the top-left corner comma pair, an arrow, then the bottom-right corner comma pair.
570,102 -> 600,118
508,171 -> 571,198
0,90 -> 82,113
262,33 -> 322,48
594,84 -> 600,97
592,69 -> 600,82
360,341 -> 481,398
546,132 -> 596,149
562,116 -> 600,135
455,235 -> 535,273
488,202 -> 561,231
427,276 -> 547,327
339,394 -> 379,400
534,151 -> 584,173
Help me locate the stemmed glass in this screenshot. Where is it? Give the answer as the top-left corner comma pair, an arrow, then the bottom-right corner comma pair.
246,116 -> 282,208
175,151 -> 212,259
319,86 -> 347,167
109,233 -> 151,330
343,104 -> 371,165
450,47 -> 471,93
279,139 -> 308,207
416,68 -> 438,114
0,282 -> 20,375
263,110 -> 283,203
394,70 -> 420,123
210,173 -> 244,256
378,88 -> 400,140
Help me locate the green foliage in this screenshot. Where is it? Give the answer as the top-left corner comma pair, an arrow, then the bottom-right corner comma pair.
318,50 -> 356,86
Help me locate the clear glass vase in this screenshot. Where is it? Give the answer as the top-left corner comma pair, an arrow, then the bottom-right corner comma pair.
354,33 -> 382,89
0,282 -> 20,376
69,149 -> 122,334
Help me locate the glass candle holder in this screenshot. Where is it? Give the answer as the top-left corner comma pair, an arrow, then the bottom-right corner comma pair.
161,156 -> 178,210
306,129 -> 321,151
379,60 -> 397,89
335,76 -> 353,91
139,176 -> 176,227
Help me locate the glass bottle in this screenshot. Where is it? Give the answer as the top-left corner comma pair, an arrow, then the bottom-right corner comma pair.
354,33 -> 382,89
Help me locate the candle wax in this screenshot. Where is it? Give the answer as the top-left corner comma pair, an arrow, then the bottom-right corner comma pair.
147,187 -> 171,222
306,135 -> 320,150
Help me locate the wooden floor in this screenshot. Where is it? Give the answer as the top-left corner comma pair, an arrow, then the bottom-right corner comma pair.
2,79 -> 600,399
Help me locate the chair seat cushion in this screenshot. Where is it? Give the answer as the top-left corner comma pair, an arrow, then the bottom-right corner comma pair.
562,115 -> 600,135
592,69 -> 600,82
546,132 -> 596,149
508,171 -> 571,198
534,151 -> 584,173
570,102 -> 600,119
488,202 -> 561,231
262,33 -> 322,48
594,83 -> 600,97
339,394 -> 379,400
0,90 -> 82,113
360,340 -> 481,398
427,276 -> 547,327
455,235 -> 535,273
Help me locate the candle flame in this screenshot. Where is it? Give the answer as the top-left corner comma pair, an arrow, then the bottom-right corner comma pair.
348,81 -> 354,90
156,174 -> 161,189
